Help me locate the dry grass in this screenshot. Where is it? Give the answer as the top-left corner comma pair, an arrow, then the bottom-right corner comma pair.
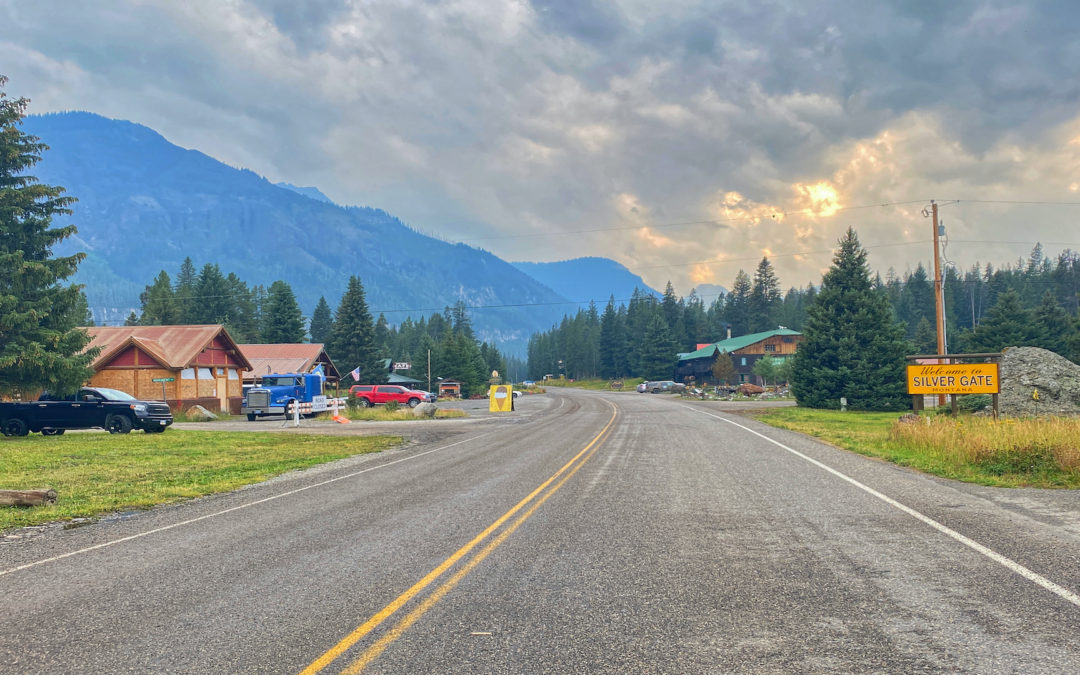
890,416 -> 1080,477
756,408 -> 1080,488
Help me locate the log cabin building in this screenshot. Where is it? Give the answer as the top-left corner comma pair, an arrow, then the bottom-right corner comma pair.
83,325 -> 252,414
675,328 -> 802,386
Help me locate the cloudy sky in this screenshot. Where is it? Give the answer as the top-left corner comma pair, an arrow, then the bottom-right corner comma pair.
3,0 -> 1080,297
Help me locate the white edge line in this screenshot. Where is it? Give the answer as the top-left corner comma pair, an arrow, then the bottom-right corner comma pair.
0,430 -> 499,578
687,406 -> 1080,609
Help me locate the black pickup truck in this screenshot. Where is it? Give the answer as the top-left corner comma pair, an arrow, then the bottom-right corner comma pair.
0,387 -> 173,437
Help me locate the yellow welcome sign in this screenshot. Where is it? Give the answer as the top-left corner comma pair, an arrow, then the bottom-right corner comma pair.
489,385 -> 514,412
906,363 -> 999,395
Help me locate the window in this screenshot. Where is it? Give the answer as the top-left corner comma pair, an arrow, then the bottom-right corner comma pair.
181,368 -> 196,380
198,367 -> 213,379
782,337 -> 794,343
764,344 -> 776,352
741,357 -> 747,366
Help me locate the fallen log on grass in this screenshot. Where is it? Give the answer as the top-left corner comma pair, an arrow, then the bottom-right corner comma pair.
0,489 -> 58,507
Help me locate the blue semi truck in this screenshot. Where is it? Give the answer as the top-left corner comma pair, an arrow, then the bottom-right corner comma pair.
241,372 -> 333,421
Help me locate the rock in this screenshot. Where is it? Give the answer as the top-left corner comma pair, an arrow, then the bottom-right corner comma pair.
737,383 -> 764,395
411,402 -> 437,418
998,346 -> 1080,417
185,405 -> 218,421
897,413 -> 922,424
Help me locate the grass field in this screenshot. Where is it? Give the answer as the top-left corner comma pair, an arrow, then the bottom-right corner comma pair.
753,408 -> 1080,488
0,430 -> 401,532
344,406 -> 467,421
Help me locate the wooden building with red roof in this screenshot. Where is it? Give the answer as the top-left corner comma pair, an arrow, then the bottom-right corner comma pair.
83,325 -> 252,414
238,344 -> 340,386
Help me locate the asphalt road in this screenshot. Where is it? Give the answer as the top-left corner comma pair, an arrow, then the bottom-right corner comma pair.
2,389 -> 1078,673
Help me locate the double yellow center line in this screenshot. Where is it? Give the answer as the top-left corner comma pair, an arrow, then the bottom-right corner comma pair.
301,402 -> 618,674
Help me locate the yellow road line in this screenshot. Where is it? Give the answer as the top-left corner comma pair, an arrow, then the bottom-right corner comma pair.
342,412 -> 615,673
300,403 -> 618,674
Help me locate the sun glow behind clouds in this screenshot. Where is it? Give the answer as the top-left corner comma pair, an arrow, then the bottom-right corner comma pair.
793,181 -> 842,217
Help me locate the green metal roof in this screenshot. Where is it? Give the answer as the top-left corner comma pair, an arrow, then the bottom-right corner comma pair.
678,328 -> 801,362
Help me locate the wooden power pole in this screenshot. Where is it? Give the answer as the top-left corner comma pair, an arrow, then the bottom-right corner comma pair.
931,200 -> 947,406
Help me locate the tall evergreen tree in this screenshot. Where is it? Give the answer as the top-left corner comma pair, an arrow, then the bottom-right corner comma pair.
725,270 -> 752,336
1032,290 -> 1072,355
139,270 -> 178,325
309,296 -> 333,344
191,263 -> 231,324
960,289 -> 1037,353
748,257 -> 782,333
224,272 -> 259,342
261,280 -> 306,343
791,228 -> 911,411
173,256 -> 198,323
328,276 -> 384,383
0,77 -> 97,396
598,296 -> 623,378
638,313 -> 678,380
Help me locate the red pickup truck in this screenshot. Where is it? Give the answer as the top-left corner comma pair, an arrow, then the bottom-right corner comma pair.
349,384 -> 433,408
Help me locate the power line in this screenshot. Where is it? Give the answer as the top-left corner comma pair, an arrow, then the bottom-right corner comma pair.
449,198 -> 932,243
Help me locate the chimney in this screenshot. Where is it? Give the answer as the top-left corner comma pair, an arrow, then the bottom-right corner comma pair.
726,327 -> 732,340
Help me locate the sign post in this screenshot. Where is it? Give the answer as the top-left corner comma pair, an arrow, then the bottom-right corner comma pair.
152,376 -> 175,403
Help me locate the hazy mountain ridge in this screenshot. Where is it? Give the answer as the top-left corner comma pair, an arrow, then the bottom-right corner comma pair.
511,258 -> 659,305
22,112 -> 649,354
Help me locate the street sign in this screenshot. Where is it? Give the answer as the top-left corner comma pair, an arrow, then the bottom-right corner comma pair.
392,362 -> 411,370
152,377 -> 175,383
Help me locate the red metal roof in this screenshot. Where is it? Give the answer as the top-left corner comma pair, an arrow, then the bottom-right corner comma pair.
84,325 -> 252,371
239,344 -> 339,380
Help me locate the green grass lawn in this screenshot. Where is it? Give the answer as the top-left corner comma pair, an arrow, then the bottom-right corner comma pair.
0,430 -> 401,532
752,408 -> 1080,488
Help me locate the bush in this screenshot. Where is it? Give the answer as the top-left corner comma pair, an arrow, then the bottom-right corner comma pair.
384,400 -> 400,413
345,393 -> 360,411
957,394 -> 992,412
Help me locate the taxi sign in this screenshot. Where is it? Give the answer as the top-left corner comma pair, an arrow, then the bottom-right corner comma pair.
906,363 -> 999,395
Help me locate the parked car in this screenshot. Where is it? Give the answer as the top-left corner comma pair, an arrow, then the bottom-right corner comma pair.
644,380 -> 685,394
0,387 -> 173,436
349,384 -> 429,408
636,382 -> 648,393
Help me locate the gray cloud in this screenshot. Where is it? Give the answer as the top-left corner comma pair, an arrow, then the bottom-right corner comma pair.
3,0 -> 1079,295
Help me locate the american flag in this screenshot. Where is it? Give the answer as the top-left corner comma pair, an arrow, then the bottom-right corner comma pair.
350,366 -> 361,382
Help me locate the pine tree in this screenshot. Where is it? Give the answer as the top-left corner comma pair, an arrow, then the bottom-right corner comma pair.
962,289 -> 1036,353
174,256 -> 198,323
139,270 -> 178,325
0,77 -> 97,396
1032,290 -> 1071,355
309,296 -> 332,344
638,313 -> 678,380
328,276 -> 384,383
711,352 -> 736,385
748,257 -> 782,333
913,316 -> 937,355
192,263 -> 231,325
224,273 -> 259,342
790,228 -> 911,411
599,296 -> 624,378
725,270 -> 752,336
261,280 -> 306,343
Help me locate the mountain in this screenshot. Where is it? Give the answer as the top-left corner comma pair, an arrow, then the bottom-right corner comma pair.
511,258 -> 659,305
23,112 -> 578,354
690,283 -> 729,304
274,182 -> 335,204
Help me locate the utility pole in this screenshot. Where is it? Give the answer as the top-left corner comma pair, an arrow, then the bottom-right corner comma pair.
931,200 -> 946,406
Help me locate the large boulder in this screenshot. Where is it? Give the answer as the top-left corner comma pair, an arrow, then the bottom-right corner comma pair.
411,402 -> 438,418
998,346 -> 1080,417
